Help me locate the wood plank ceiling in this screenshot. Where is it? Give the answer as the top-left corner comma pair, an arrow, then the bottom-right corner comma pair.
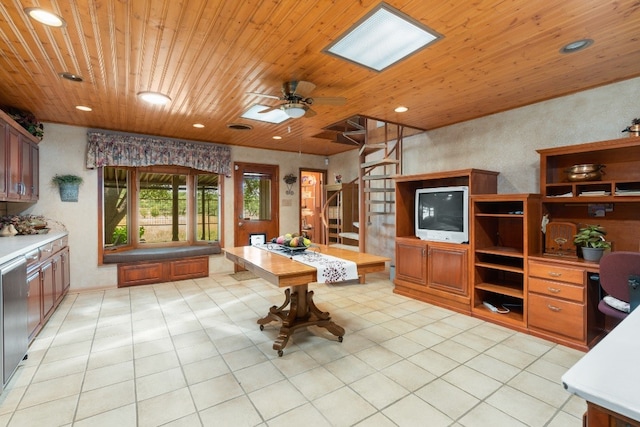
0,1 -> 639,156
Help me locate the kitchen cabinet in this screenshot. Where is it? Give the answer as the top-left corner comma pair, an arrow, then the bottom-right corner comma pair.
0,110 -> 39,202
25,236 -> 70,341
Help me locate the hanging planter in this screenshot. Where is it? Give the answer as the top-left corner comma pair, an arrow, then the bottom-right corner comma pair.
52,174 -> 83,202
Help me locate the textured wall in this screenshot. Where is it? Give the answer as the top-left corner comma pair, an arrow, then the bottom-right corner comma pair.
365,77 -> 640,261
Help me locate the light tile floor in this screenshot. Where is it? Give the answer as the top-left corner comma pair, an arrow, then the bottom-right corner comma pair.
0,270 -> 587,426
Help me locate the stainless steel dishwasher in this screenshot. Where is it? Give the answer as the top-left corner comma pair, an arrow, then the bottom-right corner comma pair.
0,256 -> 28,391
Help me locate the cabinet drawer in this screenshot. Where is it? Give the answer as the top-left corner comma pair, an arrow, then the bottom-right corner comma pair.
528,261 -> 584,285
528,293 -> 584,341
528,277 -> 584,303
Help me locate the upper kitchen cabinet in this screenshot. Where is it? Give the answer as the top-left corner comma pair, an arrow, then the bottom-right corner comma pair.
0,109 -> 40,202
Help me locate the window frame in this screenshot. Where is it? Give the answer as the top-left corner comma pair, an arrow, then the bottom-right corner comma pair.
97,165 -> 223,265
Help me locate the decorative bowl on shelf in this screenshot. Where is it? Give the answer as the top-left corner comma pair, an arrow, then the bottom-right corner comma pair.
565,164 -> 605,182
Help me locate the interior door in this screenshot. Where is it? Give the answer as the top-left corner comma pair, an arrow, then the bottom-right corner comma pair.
234,162 -> 279,249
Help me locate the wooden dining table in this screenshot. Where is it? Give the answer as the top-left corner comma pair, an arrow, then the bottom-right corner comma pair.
224,245 -> 389,356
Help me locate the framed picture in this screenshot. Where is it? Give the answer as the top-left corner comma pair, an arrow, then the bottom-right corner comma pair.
249,233 -> 266,246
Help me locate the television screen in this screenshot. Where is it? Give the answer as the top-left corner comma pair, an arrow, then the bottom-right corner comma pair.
415,186 -> 469,243
417,191 -> 464,231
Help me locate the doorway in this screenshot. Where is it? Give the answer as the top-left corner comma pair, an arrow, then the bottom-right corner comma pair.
299,169 -> 326,244
233,163 -> 279,249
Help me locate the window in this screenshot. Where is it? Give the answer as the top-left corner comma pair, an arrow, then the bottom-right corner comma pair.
242,172 -> 272,220
101,166 -> 220,252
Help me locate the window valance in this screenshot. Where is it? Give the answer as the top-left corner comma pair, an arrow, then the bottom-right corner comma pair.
86,130 -> 231,175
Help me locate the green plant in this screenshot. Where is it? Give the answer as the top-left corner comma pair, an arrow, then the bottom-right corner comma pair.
573,225 -> 612,249
51,174 -> 84,185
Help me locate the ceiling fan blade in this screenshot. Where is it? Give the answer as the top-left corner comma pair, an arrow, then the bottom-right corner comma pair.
287,80 -> 316,97
247,91 -> 281,100
311,96 -> 346,106
304,107 -> 317,117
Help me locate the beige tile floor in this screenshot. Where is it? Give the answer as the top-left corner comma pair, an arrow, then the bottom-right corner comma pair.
0,270 -> 587,426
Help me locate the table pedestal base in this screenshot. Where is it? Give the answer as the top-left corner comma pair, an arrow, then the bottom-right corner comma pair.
258,284 -> 345,356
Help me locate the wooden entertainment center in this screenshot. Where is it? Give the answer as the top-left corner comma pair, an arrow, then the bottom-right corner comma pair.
393,137 -> 640,350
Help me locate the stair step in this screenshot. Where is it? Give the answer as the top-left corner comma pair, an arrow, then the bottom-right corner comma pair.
366,200 -> 395,204
367,212 -> 391,216
362,174 -> 392,180
364,188 -> 395,193
358,143 -> 388,156
339,232 -> 359,240
361,158 -> 400,168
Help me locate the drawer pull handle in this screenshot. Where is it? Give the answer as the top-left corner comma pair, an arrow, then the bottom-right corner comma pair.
547,304 -> 561,312
547,272 -> 562,277
547,287 -> 561,293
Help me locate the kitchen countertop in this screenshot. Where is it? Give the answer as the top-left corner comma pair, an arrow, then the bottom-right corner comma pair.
562,306 -> 640,422
0,231 -> 68,265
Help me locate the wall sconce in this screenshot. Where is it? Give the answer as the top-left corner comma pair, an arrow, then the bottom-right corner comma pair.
283,173 -> 297,195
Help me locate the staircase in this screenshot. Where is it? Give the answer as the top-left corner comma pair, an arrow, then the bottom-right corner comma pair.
319,116 -> 405,251
357,120 -> 402,251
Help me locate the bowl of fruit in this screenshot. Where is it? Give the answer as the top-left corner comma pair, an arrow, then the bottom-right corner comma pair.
271,233 -> 312,253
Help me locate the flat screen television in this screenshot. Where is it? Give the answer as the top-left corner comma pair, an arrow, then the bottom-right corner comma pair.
415,186 -> 469,243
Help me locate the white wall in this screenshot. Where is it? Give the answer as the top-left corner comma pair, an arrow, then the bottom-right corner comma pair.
18,76 -> 640,290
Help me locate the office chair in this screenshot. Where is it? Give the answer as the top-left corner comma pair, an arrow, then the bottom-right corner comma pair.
598,251 -> 640,321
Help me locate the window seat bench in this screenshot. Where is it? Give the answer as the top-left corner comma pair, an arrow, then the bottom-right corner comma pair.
104,243 -> 221,287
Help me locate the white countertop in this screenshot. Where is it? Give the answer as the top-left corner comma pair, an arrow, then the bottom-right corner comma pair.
0,231 -> 68,265
562,307 -> 640,421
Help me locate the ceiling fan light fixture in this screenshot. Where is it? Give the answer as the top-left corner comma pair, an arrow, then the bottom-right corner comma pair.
25,7 -> 66,27
324,3 -> 442,72
281,103 -> 307,118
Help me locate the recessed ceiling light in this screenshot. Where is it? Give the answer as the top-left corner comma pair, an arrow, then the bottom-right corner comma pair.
395,106 -> 409,113
59,72 -> 83,82
24,8 -> 66,27
75,105 -> 92,112
193,123 -> 205,128
324,3 -> 442,72
272,136 -> 282,140
560,39 -> 594,54
137,91 -> 171,105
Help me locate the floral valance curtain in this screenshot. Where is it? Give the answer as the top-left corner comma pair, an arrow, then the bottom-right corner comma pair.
86,130 -> 231,175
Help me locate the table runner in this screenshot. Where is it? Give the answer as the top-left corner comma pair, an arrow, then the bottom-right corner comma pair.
256,244 -> 358,283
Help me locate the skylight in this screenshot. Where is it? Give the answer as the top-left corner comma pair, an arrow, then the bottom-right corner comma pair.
324,3 -> 442,72
241,104 -> 290,124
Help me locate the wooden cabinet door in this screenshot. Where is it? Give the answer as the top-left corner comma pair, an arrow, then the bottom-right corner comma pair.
0,120 -> 7,199
6,126 -> 21,200
20,138 -> 32,200
427,243 -> 469,296
395,239 -> 427,286
60,247 -> 70,293
41,261 -> 55,318
52,253 -> 64,302
27,270 -> 42,340
31,143 -> 39,200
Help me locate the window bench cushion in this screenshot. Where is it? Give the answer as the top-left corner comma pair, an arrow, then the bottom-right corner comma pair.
103,243 -> 221,264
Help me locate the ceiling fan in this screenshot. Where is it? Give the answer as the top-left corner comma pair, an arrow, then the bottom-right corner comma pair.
249,81 -> 346,118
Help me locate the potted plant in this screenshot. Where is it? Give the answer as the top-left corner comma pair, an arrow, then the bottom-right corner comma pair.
52,174 -> 83,202
573,224 -> 611,262
623,117 -> 640,137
